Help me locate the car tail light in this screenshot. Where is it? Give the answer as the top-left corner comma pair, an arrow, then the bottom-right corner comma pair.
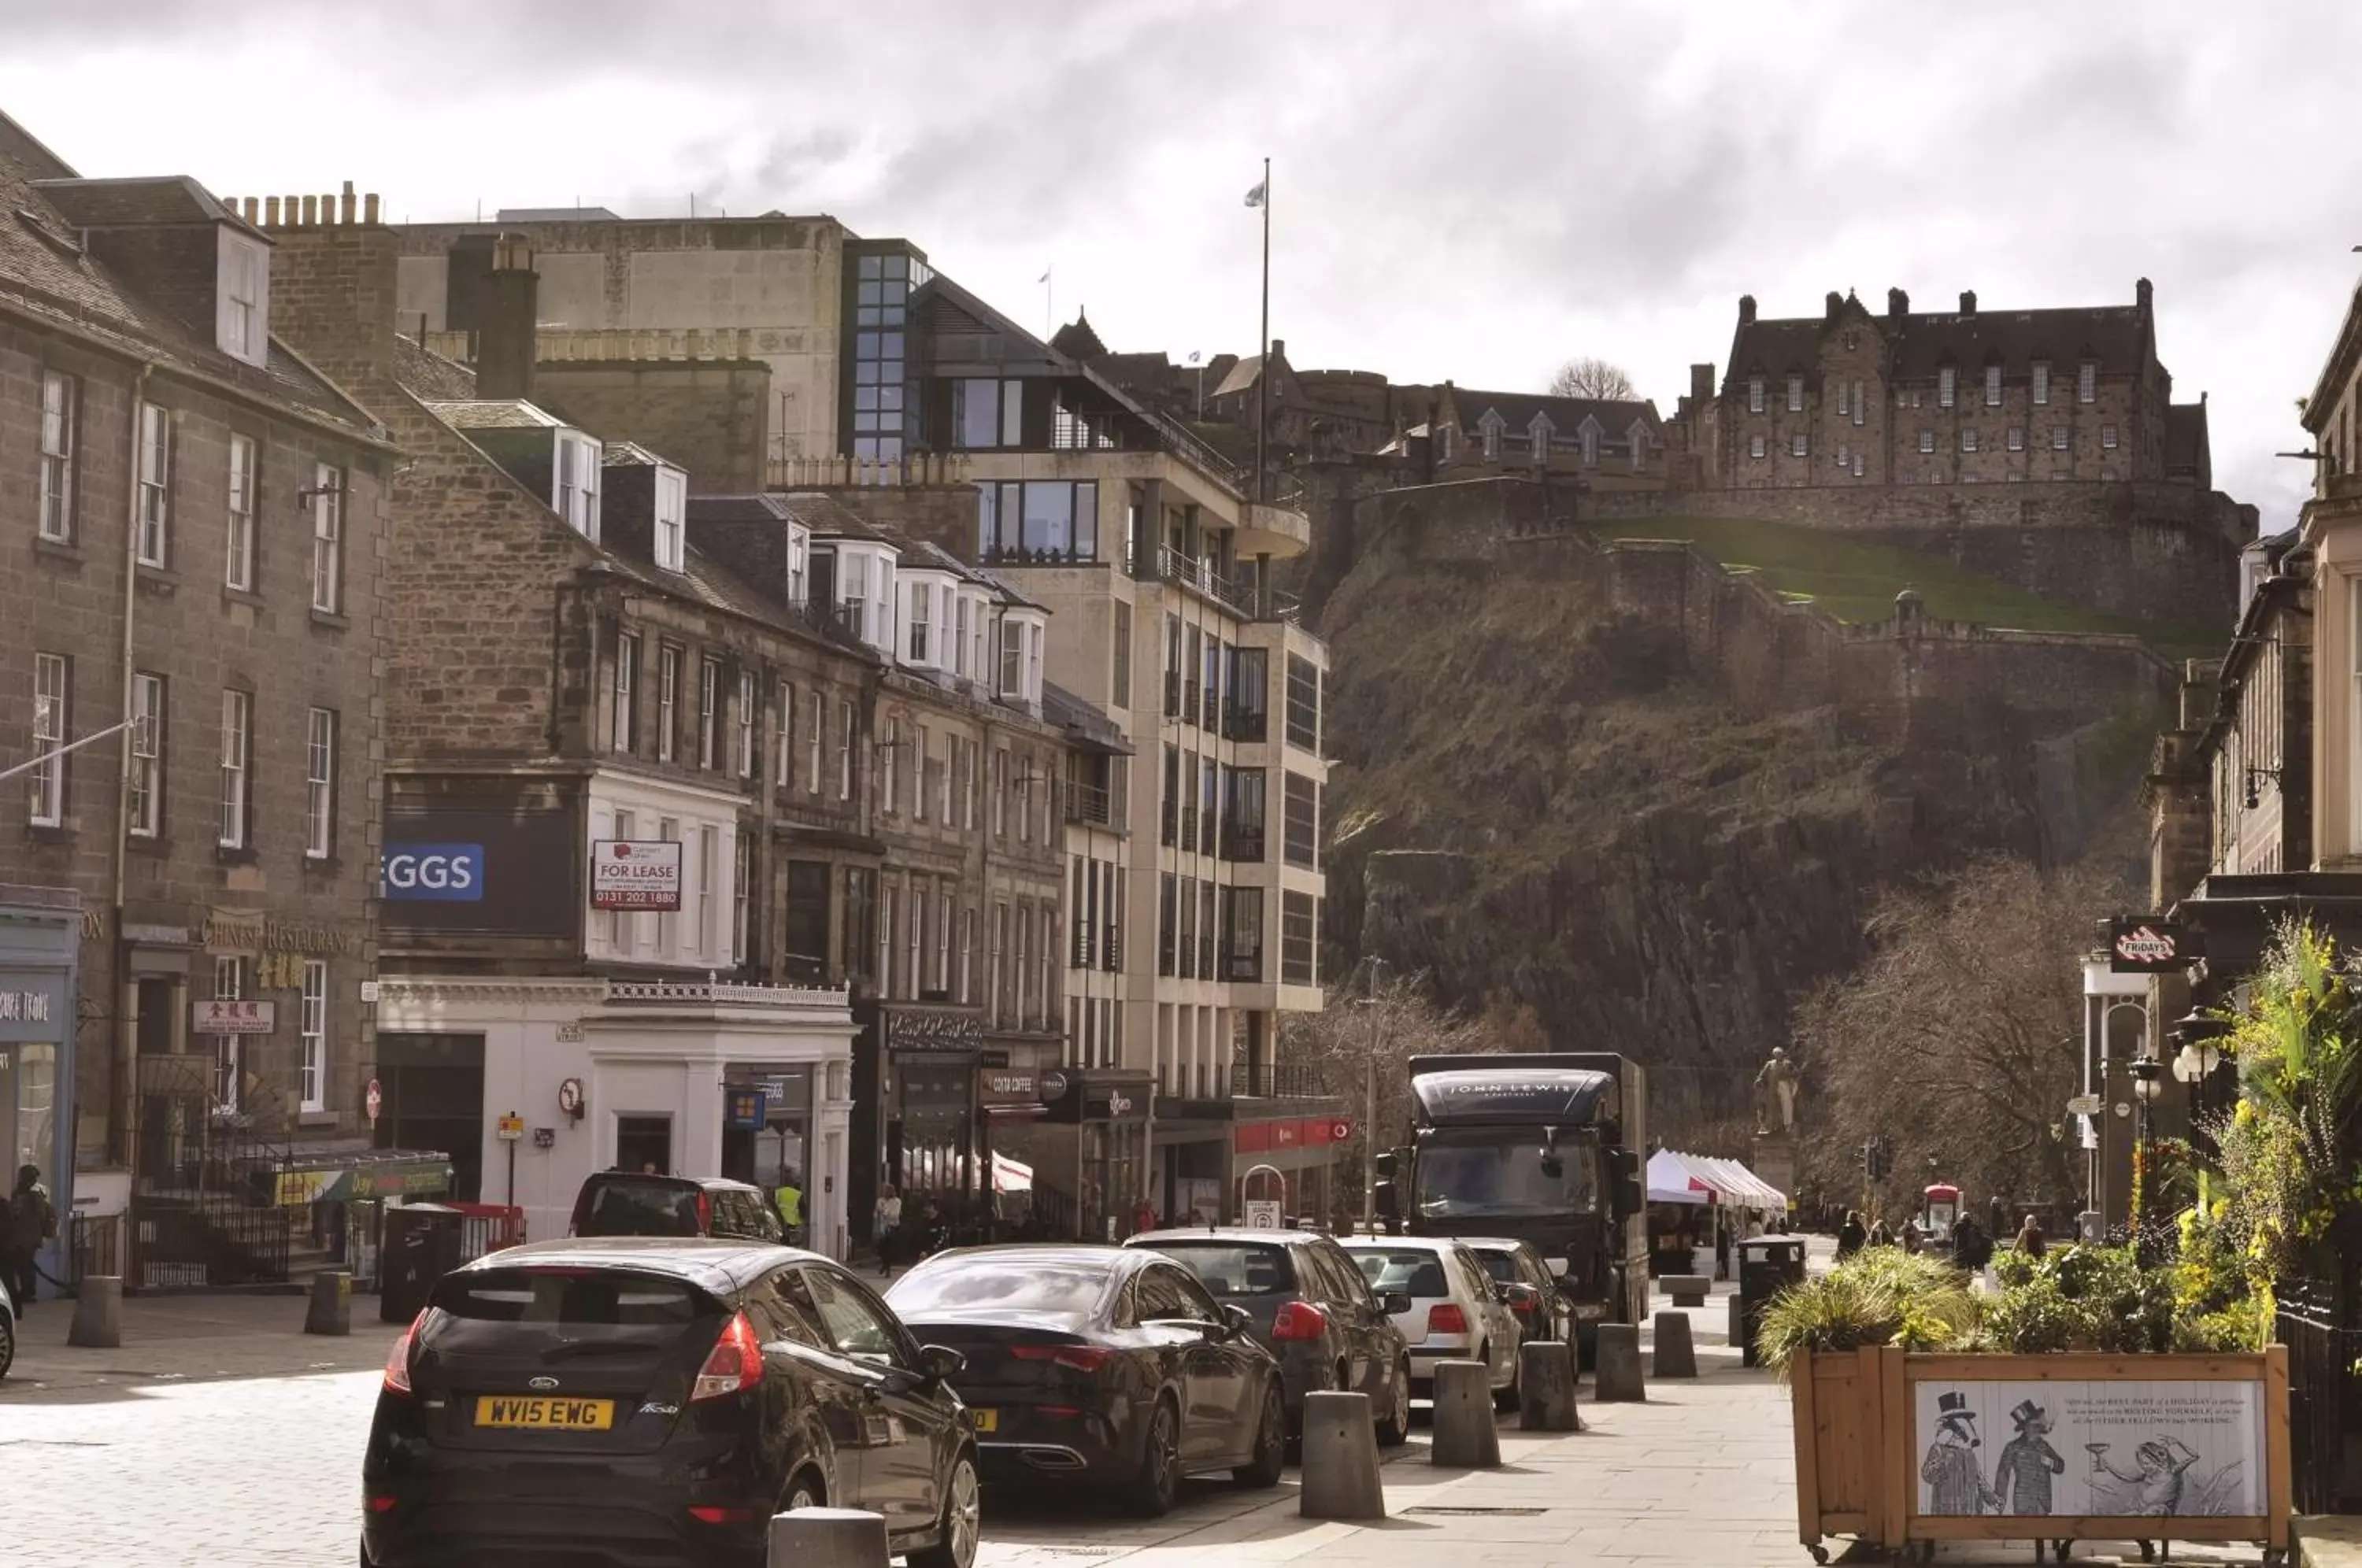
365,1496 -> 398,1514
691,1311 -> 765,1401
1272,1301 -> 1327,1341
383,1311 -> 423,1394
1038,1404 -> 1082,1418
1010,1344 -> 1111,1374
695,1191 -> 713,1234
1426,1303 -> 1468,1336
1509,1296 -> 1535,1315
688,1505 -> 756,1524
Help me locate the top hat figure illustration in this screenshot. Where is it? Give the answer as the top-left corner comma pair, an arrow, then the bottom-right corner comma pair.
1937,1391 -> 1979,1437
2009,1400 -> 2049,1430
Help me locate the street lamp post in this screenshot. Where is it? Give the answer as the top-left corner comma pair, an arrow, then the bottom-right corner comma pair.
1356,957 -> 1391,1230
2171,1010 -> 2227,1154
2129,1054 -> 2164,1233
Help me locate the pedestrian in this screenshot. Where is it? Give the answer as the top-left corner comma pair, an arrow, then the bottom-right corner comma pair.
1950,1215 -> 1979,1270
1901,1219 -> 1924,1255
1988,1194 -> 2008,1244
1714,1218 -> 1732,1281
1835,1209 -> 1867,1260
2013,1214 -> 2046,1257
6,1163 -> 55,1307
873,1185 -> 901,1277
772,1168 -> 803,1243
1867,1217 -> 1893,1249
1133,1197 -> 1157,1237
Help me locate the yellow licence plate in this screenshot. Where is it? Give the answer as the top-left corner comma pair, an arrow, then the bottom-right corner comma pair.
972,1408 -> 998,1433
475,1396 -> 616,1431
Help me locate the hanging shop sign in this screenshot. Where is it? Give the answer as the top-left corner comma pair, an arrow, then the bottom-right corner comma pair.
725,1088 -> 768,1130
191,998 -> 277,1035
980,1069 -> 1042,1108
590,839 -> 683,910
2108,918 -> 2191,974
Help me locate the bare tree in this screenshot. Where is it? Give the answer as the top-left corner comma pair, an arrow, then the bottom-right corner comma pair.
1549,357 -> 1638,401
1793,856 -> 2130,1222
1279,968 -> 1493,1223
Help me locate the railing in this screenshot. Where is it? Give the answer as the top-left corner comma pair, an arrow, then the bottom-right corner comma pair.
1231,1061 -> 1327,1098
1101,928 -> 1122,971
448,1201 -> 530,1263
979,544 -> 1101,568
1065,781 -> 1112,826
1223,705 -> 1268,743
1224,949 -> 1264,984
131,1193 -> 291,1289
66,1211 -> 123,1289
2279,1277 -> 2362,1513
607,978 -> 850,1007
1220,823 -> 1266,863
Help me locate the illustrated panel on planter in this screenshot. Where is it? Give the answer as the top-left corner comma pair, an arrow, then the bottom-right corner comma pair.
1913,1378 -> 2264,1520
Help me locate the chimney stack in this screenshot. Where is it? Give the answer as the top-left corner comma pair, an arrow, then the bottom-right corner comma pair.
1738,294 -> 1757,326
1269,337 -> 1285,361
1887,287 -> 1908,319
476,233 -> 540,402
2136,276 -> 2153,311
1959,290 -> 1977,316
1824,290 -> 1843,322
1690,363 -> 1714,402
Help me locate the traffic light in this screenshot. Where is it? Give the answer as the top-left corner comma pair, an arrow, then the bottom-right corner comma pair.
1859,1137 -> 1893,1182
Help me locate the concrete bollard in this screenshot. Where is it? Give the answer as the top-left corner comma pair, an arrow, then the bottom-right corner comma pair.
1298,1390 -> 1387,1519
1429,1359 -> 1501,1467
1727,1290 -> 1746,1348
1517,1339 -> 1580,1432
305,1270 -> 352,1337
1660,1274 -> 1711,1307
1594,1322 -> 1645,1402
68,1274 -> 122,1349
768,1505 -> 889,1568
1653,1311 -> 1697,1378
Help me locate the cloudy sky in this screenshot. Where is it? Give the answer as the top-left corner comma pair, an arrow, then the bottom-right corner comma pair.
6,0 -> 2354,527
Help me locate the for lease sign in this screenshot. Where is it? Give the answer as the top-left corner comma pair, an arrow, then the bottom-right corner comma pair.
590,839 -> 683,911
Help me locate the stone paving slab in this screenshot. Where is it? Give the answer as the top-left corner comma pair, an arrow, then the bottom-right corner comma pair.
2,1288 -> 400,1398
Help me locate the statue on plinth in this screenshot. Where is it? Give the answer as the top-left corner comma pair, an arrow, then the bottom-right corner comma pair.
1755,1047 -> 1801,1136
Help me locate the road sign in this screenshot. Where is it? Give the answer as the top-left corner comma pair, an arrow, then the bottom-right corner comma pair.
496,1112 -> 525,1141
2065,1093 -> 2103,1116
365,1078 -> 383,1124
1244,1200 -> 1283,1230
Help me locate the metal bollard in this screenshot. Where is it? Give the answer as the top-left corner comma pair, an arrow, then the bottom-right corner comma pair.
1594,1322 -> 1645,1402
1517,1340 -> 1580,1431
305,1270 -> 352,1337
1298,1389 -> 1386,1519
768,1505 -> 889,1568
68,1274 -> 122,1349
1429,1359 -> 1501,1467
1653,1311 -> 1697,1378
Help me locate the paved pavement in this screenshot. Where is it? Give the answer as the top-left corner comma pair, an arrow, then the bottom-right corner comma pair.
0,1256 -> 2281,1566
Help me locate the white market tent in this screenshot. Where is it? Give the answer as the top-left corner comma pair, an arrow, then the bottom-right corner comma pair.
1646,1148 -> 1787,1214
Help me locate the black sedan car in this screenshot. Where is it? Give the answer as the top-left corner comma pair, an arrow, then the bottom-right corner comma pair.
887,1244 -> 1287,1518
1463,1237 -> 1575,1350
1124,1228 -> 1413,1447
363,1238 -> 981,1568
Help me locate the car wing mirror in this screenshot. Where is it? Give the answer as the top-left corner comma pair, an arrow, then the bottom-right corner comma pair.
1379,1290 -> 1412,1318
916,1344 -> 967,1385
1220,1304 -> 1254,1340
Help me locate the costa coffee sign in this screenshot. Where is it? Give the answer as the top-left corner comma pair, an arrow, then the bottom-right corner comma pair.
2108,917 -> 2191,974
590,839 -> 683,912
980,1070 -> 1042,1108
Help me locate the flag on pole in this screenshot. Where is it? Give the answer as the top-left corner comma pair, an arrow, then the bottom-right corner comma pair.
1037,268 -> 1050,283
1187,351 -> 1202,364
1243,180 -> 1266,209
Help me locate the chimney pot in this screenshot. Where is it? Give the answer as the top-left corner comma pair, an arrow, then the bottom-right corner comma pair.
264,196 -> 280,227
1887,287 -> 1908,317
242,197 -> 259,224
1960,290 -> 1977,314
1825,290 -> 1843,320
2137,276 -> 2154,309
1738,294 -> 1757,325
365,193 -> 380,224
300,194 -> 317,227
340,183 -> 356,224
1691,362 -> 1714,401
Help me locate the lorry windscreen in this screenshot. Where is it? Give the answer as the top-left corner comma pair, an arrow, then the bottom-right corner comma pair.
1415,1132 -> 1598,1220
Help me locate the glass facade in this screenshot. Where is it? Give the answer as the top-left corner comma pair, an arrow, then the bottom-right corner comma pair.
849,249 -> 933,462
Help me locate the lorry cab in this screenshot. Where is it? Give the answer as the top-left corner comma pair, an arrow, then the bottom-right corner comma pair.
1369,1053 -> 1649,1335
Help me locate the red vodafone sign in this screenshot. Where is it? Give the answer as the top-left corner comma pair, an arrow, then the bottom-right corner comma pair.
1235,1117 -> 1356,1154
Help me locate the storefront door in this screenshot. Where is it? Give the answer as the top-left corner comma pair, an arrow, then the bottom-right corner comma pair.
375,1034 -> 486,1202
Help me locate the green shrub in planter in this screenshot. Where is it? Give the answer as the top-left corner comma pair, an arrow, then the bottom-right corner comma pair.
1757,1247 -> 1978,1378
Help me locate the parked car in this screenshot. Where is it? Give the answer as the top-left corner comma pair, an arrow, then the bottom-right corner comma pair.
362,1238 -> 980,1568
887,1244 -> 1287,1518
1462,1237 -> 1575,1349
1123,1227 -> 1414,1447
568,1172 -> 784,1243
1339,1235 -> 1522,1409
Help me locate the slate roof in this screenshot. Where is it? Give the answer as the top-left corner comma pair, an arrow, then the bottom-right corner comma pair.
602,440 -> 678,469
424,398 -> 565,430
1450,386 -> 1662,437
394,335 -> 479,401
35,174 -> 256,233
1729,294 -> 2155,393
0,137 -> 379,438
1043,681 -> 1131,755
1048,312 -> 1108,359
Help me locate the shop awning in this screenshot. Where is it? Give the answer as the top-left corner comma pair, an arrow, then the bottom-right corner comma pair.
272,1148 -> 454,1207
992,1152 -> 1032,1194
1645,1148 -> 1786,1212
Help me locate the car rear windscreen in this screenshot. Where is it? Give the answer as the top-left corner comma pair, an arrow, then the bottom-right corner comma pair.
424,1268 -> 721,1358
579,1178 -> 702,1237
1474,1251 -> 1516,1282
1146,1242 -> 1295,1298
1351,1249 -> 1449,1298
889,1259 -> 1110,1315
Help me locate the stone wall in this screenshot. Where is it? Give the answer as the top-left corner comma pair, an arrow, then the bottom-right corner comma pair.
532,359 -> 773,494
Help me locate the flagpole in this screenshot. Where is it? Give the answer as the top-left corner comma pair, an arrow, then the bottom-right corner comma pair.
1257,155 -> 1270,503
1044,265 -> 1053,338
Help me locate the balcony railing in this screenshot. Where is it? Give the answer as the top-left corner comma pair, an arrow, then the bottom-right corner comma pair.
979,544 -> 1101,568
1223,948 -> 1263,983
1066,781 -> 1112,827
1231,1061 -> 1327,1098
1220,824 -> 1266,863
1223,705 -> 1268,743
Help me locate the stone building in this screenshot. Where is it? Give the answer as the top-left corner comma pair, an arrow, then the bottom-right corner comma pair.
1672,283 -> 2209,491
0,115 -> 393,1290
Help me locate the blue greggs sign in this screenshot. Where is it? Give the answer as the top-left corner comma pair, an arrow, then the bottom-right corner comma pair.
381,844 -> 486,902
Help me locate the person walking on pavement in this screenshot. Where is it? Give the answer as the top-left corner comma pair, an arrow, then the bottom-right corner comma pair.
1867,1217 -> 1894,1249
873,1185 -> 901,1277
1714,1217 -> 1732,1281
1835,1209 -> 1868,1260
2013,1215 -> 2047,1257
1988,1194 -> 2008,1245
7,1163 -> 56,1307
772,1169 -> 803,1244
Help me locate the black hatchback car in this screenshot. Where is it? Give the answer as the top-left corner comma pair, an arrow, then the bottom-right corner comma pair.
1124,1228 -> 1413,1446
887,1244 -> 1287,1518
568,1172 -> 784,1242
363,1238 -> 980,1568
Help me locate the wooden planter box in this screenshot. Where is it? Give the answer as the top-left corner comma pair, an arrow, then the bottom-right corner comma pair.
1791,1347 -> 2291,1564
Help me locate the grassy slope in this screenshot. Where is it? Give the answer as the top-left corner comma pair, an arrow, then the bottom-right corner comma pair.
1586,516 -> 2220,659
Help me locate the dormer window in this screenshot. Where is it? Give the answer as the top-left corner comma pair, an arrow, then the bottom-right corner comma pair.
653,464 -> 687,572
1528,414 -> 1554,464
908,581 -> 933,663
1578,419 -> 1599,468
999,611 -> 1047,708
787,524 -> 809,607
835,543 -> 899,652
216,230 -> 270,368
554,431 -> 602,542
1627,421 -> 1648,471
1478,409 -> 1505,461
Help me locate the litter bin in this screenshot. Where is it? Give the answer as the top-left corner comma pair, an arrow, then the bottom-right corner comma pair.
1734,1234 -> 1808,1368
379,1203 -> 465,1323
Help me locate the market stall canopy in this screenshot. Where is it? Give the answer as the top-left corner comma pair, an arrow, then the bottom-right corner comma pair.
992,1152 -> 1032,1194
1646,1148 -> 1787,1212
